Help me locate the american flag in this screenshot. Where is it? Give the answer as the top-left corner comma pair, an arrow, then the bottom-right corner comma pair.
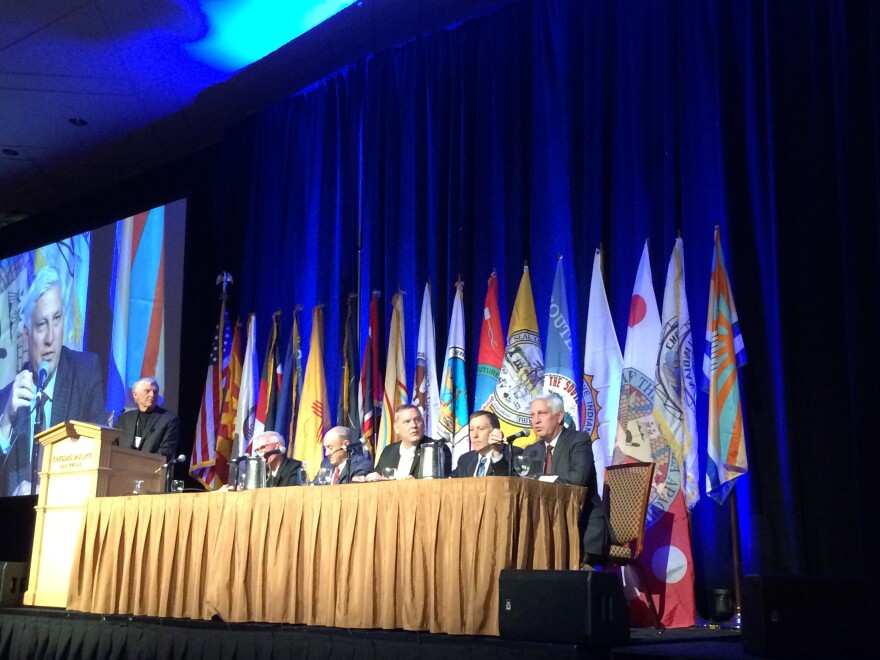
190,300 -> 232,489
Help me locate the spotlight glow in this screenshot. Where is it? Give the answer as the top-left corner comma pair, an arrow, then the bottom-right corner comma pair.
188,0 -> 358,72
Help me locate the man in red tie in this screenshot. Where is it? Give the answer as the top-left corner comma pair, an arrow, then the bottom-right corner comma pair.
524,394 -> 611,564
321,426 -> 371,484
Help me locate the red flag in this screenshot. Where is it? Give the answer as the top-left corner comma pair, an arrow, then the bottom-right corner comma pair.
254,310 -> 283,435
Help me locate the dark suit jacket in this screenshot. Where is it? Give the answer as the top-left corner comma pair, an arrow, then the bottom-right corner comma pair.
0,346 -> 105,496
374,437 -> 452,478
451,449 -> 509,478
116,406 -> 179,458
266,455 -> 304,487
524,427 -> 612,559
319,452 -> 372,484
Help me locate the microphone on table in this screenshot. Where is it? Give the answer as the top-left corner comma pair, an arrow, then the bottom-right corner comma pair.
154,454 -> 187,473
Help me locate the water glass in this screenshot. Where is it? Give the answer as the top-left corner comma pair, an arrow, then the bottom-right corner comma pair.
131,479 -> 144,495
513,455 -> 532,478
171,479 -> 184,493
383,467 -> 397,481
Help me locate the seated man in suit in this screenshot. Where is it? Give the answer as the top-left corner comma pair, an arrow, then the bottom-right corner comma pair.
451,410 -> 509,477
253,431 -> 304,487
366,404 -> 451,480
0,266 -> 106,496
319,426 -> 372,484
524,393 -> 612,564
116,377 -> 179,459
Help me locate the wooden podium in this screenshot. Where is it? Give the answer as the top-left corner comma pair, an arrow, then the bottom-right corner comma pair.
23,420 -> 164,607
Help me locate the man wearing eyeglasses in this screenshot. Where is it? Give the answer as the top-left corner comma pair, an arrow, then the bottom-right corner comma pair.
254,431 -> 303,487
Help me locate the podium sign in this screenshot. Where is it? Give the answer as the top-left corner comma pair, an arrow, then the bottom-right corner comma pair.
23,421 -> 164,607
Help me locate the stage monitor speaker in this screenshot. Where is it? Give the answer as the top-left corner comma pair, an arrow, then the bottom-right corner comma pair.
742,574 -> 876,657
0,561 -> 28,607
499,569 -> 629,646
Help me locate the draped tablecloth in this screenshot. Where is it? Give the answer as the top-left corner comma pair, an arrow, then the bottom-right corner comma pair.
66,477 -> 585,636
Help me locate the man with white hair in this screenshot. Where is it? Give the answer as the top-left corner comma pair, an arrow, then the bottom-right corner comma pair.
116,377 -> 179,459
319,426 -> 372,484
524,393 -> 612,564
0,266 -> 105,495
253,431 -> 303,487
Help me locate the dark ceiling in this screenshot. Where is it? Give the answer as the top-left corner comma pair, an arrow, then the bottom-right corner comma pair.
0,0 -> 510,226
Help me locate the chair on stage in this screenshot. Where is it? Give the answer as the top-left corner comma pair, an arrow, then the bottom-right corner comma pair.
603,461 -> 661,628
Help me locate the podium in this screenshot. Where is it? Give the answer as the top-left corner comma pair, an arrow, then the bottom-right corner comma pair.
23,420 -> 164,608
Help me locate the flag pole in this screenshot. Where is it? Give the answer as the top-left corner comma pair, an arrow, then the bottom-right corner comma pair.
729,486 -> 744,627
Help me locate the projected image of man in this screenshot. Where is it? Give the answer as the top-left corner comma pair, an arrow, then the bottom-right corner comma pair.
0,266 -> 105,496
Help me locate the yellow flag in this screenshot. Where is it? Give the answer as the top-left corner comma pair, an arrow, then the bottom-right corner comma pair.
490,266 -> 544,448
293,306 -> 330,479
376,291 -> 406,460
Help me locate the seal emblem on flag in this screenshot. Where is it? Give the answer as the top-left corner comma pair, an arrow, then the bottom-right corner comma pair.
493,330 -> 544,427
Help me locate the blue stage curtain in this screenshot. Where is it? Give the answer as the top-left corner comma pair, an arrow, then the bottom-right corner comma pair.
216,0 -> 880,603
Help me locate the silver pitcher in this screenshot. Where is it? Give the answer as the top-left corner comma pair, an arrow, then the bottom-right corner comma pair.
415,439 -> 446,479
240,455 -> 268,490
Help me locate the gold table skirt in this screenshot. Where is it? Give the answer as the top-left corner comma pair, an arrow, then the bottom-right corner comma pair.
66,477 -> 585,636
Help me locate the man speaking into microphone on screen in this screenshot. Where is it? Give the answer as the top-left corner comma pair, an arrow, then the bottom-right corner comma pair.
0,266 -> 105,496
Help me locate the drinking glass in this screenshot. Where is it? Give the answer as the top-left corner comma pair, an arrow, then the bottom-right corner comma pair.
513,455 -> 532,478
131,480 -> 144,495
314,467 -> 332,486
171,479 -> 184,493
383,467 -> 397,481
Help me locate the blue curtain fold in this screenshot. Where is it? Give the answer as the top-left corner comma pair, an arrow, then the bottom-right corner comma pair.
213,0 -> 880,607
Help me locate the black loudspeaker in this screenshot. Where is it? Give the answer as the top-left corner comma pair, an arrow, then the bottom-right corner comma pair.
742,574 -> 876,657
499,569 -> 630,646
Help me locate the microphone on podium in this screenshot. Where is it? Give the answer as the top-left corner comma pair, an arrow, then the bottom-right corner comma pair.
154,454 -> 187,474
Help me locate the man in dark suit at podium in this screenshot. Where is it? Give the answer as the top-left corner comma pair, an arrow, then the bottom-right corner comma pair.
116,377 -> 179,459
524,393 -> 612,563
0,266 -> 105,496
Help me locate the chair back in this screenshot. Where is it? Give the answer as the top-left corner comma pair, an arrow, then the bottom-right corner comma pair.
604,462 -> 655,560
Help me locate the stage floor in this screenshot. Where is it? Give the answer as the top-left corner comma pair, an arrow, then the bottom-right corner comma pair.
0,606 -> 748,659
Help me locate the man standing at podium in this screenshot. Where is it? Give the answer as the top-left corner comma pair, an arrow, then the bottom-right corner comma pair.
0,266 -> 105,496
116,377 -> 179,459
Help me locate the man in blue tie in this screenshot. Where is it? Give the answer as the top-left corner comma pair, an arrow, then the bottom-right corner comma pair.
451,410 -> 510,478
